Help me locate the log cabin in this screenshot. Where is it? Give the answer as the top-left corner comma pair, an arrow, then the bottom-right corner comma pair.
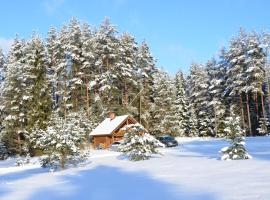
90,113 -> 137,149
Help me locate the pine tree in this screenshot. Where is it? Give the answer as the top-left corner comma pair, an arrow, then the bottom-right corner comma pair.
118,123 -> 163,161
207,57 -> 226,137
220,110 -> 251,160
31,111 -> 92,169
257,117 -> 269,135
187,63 -> 212,136
174,70 -> 189,136
0,48 -> 5,96
150,70 -> 177,136
23,35 -> 52,133
117,33 -> 138,114
136,41 -> 156,128
92,17 -> 120,114
2,37 -> 27,155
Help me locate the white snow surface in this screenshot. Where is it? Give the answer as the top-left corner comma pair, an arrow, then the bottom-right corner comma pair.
1,137 -> 270,200
89,115 -> 129,136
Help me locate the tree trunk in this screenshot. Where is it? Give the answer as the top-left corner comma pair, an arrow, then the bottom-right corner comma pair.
239,94 -> 245,129
17,134 -> 22,156
64,76 -> 67,121
246,93 -> 252,136
255,92 -> 259,120
60,151 -> 66,169
261,86 -> 266,119
86,79 -> 89,117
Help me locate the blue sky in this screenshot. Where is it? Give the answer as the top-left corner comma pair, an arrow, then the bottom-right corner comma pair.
0,0 -> 270,74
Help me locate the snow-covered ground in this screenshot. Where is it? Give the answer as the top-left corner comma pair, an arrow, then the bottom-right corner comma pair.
1,137 -> 270,200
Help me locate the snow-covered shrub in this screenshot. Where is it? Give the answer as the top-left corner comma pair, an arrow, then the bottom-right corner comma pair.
15,154 -> 31,166
257,117 -> 269,135
118,123 -> 163,161
31,112 -> 91,169
220,113 -> 251,160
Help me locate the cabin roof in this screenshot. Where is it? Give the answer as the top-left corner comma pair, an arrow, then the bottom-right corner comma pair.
90,115 -> 134,136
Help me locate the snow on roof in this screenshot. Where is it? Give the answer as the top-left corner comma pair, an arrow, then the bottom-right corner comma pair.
90,115 -> 130,136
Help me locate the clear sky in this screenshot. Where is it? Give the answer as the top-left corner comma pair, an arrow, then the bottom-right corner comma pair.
0,0 -> 270,74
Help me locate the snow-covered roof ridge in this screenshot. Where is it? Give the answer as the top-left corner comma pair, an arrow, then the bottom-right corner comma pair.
90,115 -> 131,136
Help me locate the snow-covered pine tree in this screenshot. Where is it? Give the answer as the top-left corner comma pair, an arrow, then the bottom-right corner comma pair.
67,18 -> 85,112
174,70 -> 189,136
136,41 -> 157,129
46,26 -> 63,110
245,32 -> 267,133
118,123 -> 163,161
31,111 -> 92,169
188,105 -> 199,137
1,37 -> 27,155
220,110 -> 251,160
57,25 -> 72,118
23,35 -> 52,135
150,69 -> 178,136
117,33 -> 138,115
92,17 -> 120,114
225,29 -> 251,134
187,63 -> 212,136
206,57 -> 226,137
257,117 -> 269,135
81,22 -> 95,117
0,48 -> 5,96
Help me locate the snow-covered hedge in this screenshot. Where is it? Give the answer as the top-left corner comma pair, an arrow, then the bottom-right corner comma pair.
118,123 -> 163,161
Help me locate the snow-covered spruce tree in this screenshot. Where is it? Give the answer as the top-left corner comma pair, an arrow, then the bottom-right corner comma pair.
92,17 -> 120,113
187,105 -> 199,137
257,117 -> 269,135
118,123 -> 163,161
173,70 -> 190,136
150,69 -> 178,136
220,111 -> 251,160
136,41 -> 157,129
23,35 -> 52,134
1,37 -> 28,155
0,48 -> 5,96
206,57 -> 227,137
187,63 -> 212,137
225,30 -> 248,133
46,26 -> 63,110
31,111 -> 92,169
116,33 -> 138,114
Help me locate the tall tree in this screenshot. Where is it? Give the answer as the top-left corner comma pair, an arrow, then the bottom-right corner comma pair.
2,37 -> 26,155
174,70 -> 189,136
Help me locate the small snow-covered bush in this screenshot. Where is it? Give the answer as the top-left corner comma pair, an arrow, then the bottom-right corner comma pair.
119,123 -> 163,161
31,112 -> 91,169
220,113 -> 251,160
15,154 -> 31,166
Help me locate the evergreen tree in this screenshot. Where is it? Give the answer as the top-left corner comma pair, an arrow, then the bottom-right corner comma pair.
136,41 -> 156,128
0,48 -> 5,96
1,37 -> 27,155
150,70 -> 177,136
31,111 -> 92,169
118,123 -> 163,161
92,17 -> 120,114
207,57 -> 226,137
187,63 -> 212,136
220,110 -> 251,160
257,117 -> 269,135
22,35 -> 52,139
174,70 -> 189,136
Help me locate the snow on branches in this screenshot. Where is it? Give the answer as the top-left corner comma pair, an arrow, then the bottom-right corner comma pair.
118,123 -> 163,161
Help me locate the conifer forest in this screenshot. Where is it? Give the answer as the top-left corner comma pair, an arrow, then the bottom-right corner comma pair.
1,17 -> 270,156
